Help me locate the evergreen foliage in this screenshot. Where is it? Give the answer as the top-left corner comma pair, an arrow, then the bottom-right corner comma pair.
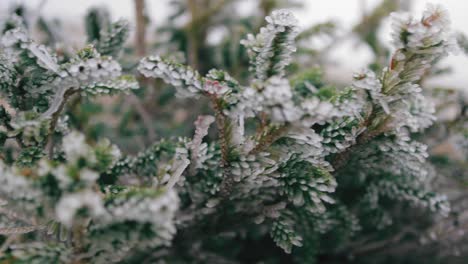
0,1 -> 466,263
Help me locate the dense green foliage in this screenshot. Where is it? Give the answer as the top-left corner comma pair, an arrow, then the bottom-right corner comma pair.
0,1 -> 467,263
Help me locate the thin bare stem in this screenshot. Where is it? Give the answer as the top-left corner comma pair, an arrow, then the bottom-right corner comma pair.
45,89 -> 77,159
0,225 -> 45,235
186,0 -> 199,69
133,0 -> 157,142
134,0 -> 146,57
128,94 -> 156,142
0,235 -> 16,254
250,125 -> 289,155
210,97 -> 233,198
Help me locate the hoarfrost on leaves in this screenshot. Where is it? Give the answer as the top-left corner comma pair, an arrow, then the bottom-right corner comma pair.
0,3 -> 464,263
241,9 -> 300,81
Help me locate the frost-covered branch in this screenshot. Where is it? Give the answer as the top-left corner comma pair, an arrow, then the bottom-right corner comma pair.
0,3 -> 464,263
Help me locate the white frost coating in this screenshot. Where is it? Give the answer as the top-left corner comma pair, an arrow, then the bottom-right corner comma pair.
96,138 -> 122,168
227,77 -> 301,124
300,97 -> 336,126
41,55 -> 135,119
241,9 -> 299,81
189,115 -> 215,169
265,9 -> 299,27
41,86 -> 69,119
192,115 -> 215,146
62,131 -> 92,163
166,148 -> 190,189
50,165 -> 73,189
390,3 -> 457,55
203,79 -> 230,96
80,168 -> 100,183
263,77 -> 302,123
56,190 -> 106,227
230,114 -> 245,146
352,69 -> 390,114
0,161 -> 41,201
1,28 -> 28,47
90,188 -> 179,262
138,55 -> 202,98
375,4 -> 457,134
281,126 -> 333,171
321,118 -> 366,155
103,188 -> 179,228
27,43 -> 60,73
97,19 -> 129,57
86,77 -> 139,95
1,26 -> 59,73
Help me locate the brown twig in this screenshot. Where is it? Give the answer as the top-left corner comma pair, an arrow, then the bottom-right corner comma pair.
133,0 -> 157,142
186,0 -> 200,69
0,225 -> 45,235
185,0 -> 228,69
0,206 -> 37,226
209,96 -> 233,198
70,218 -> 93,264
250,125 -> 289,155
331,103 -> 391,171
0,235 -> 16,254
45,89 -> 77,159
349,227 -> 417,256
330,126 -> 382,171
134,0 -> 147,58
128,94 -> 156,142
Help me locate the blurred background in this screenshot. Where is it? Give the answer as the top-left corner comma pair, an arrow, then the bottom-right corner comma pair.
1,0 -> 467,90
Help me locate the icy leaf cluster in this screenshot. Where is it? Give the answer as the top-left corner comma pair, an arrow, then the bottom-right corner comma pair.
138,55 -> 204,98
241,9 -> 300,81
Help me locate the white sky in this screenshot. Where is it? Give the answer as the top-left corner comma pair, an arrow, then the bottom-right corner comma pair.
1,0 -> 467,90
